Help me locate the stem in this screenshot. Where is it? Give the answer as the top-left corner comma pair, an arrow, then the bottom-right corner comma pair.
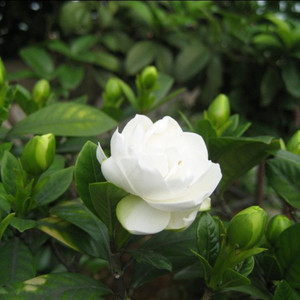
111,253 -> 127,300
201,288 -> 213,300
255,161 -> 265,205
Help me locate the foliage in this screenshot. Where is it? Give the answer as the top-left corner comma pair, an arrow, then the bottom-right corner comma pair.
0,1 -> 300,299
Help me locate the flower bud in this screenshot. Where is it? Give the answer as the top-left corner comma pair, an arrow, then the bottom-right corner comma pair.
32,79 -> 50,108
286,130 -> 300,155
105,78 -> 121,101
0,57 -> 6,87
206,94 -> 230,127
226,206 -> 268,250
22,133 -> 56,175
140,66 -> 158,90
266,214 -> 293,245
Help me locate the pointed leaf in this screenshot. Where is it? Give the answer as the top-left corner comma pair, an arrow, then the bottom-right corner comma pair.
0,238 -> 36,285
282,62 -> 300,98
9,103 -> 117,137
75,141 -> 104,214
0,213 -> 15,240
274,280 -> 299,300
10,217 -> 36,233
4,272 -> 112,299
221,268 -> 250,288
191,250 -> 213,283
89,182 -> 127,237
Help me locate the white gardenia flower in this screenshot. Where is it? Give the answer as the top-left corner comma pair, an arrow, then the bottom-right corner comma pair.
97,114 -> 222,235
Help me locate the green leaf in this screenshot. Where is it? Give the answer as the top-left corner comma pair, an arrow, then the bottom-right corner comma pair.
221,268 -> 250,288
14,84 -> 37,115
274,280 -> 299,300
129,249 -> 172,271
260,67 -> 281,106
196,212 -> 220,265
19,46 -> 54,78
282,62 -> 300,98
47,39 -> 72,57
275,223 -> 300,289
118,79 -> 138,110
35,166 -> 74,206
266,151 -> 300,209
236,256 -> 255,277
209,136 -> 280,193
0,213 -> 15,240
1,151 -> 20,195
0,238 -> 36,285
155,45 -> 173,74
10,217 -> 36,233
122,1 -> 153,26
175,43 -> 210,82
0,183 -> 10,213
0,142 -> 12,162
191,250 -> 213,283
89,182 -> 127,237
3,272 -> 112,299
151,73 -> 174,106
9,102 -> 117,137
196,119 -> 218,146
70,35 -> 99,55
125,41 -> 157,75
252,33 -> 282,48
57,64 -> 84,90
75,141 -> 104,214
50,200 -> 110,261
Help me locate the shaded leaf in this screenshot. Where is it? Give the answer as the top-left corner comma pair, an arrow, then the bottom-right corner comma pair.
274,280 -> 299,300
221,268 -> 250,288
282,62 -> 300,98
10,217 -> 36,233
0,213 -> 15,240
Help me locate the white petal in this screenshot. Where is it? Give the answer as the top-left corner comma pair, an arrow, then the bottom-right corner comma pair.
116,195 -> 171,235
96,142 -> 107,163
166,208 -> 199,230
145,162 -> 222,211
122,115 -> 153,139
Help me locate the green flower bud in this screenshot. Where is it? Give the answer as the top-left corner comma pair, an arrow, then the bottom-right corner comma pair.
266,214 -> 293,245
105,78 -> 121,100
22,133 -> 56,175
140,66 -> 158,90
207,94 -> 230,127
32,79 -> 50,108
227,206 -> 268,250
0,57 -> 6,87
286,130 -> 300,155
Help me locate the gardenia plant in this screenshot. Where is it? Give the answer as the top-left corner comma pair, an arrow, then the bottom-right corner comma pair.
97,114 -> 222,234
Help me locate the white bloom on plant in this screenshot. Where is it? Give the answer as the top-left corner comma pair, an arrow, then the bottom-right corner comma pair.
97,114 -> 222,235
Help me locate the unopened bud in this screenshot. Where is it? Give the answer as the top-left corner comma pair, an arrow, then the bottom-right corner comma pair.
22,133 -> 56,175
227,206 -> 268,250
266,214 -> 293,245
286,130 -> 300,155
141,66 -> 158,90
32,79 -> 50,108
105,78 -> 121,100
206,94 -> 230,127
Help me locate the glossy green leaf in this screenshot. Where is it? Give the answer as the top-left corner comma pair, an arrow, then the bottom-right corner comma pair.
125,41 -> 157,75
236,256 -> 255,277
19,46 -> 54,78
35,166 -> 74,206
129,249 -> 172,271
275,223 -> 300,289
0,142 -> 12,162
89,182 -> 127,237
282,62 -> 300,98
75,141 -> 104,214
10,217 -> 36,233
209,136 -> 280,193
196,212 -> 220,265
266,150 -> 300,209
9,102 -> 117,137
274,280 -> 299,300
0,238 -> 36,285
191,250 -> 212,283
221,268 -> 250,288
0,213 -> 15,240
3,272 -> 112,299
175,43 -> 210,82
50,200 -> 110,260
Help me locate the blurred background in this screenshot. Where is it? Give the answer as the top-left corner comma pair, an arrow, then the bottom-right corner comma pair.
1,0 -> 300,138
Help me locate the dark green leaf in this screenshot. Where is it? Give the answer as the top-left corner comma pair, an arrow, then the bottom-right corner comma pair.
274,280 -> 299,300
35,166 -> 74,206
151,73 -> 174,105
221,268 -> 250,288
125,41 -> 157,75
0,142 -> 12,163
196,119 -> 217,146
57,64 -> 84,90
196,212 -> 220,265
14,85 -> 37,115
260,67 -> 281,106
191,250 -> 212,283
3,272 -> 112,299
50,200 -> 110,261
0,183 -> 10,213
129,249 -> 172,271
236,256 -> 255,277
209,136 -> 280,193
266,151 -> 300,209
89,182 -> 127,237
10,217 -> 36,233
282,62 -> 300,98
175,43 -> 210,82
47,39 -> 72,57
9,102 -> 117,137
155,45 -> 173,74
70,35 -> 99,55
75,141 -> 104,214
19,46 -> 54,78
0,238 -> 36,285
0,213 -> 15,239
275,223 -> 300,289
